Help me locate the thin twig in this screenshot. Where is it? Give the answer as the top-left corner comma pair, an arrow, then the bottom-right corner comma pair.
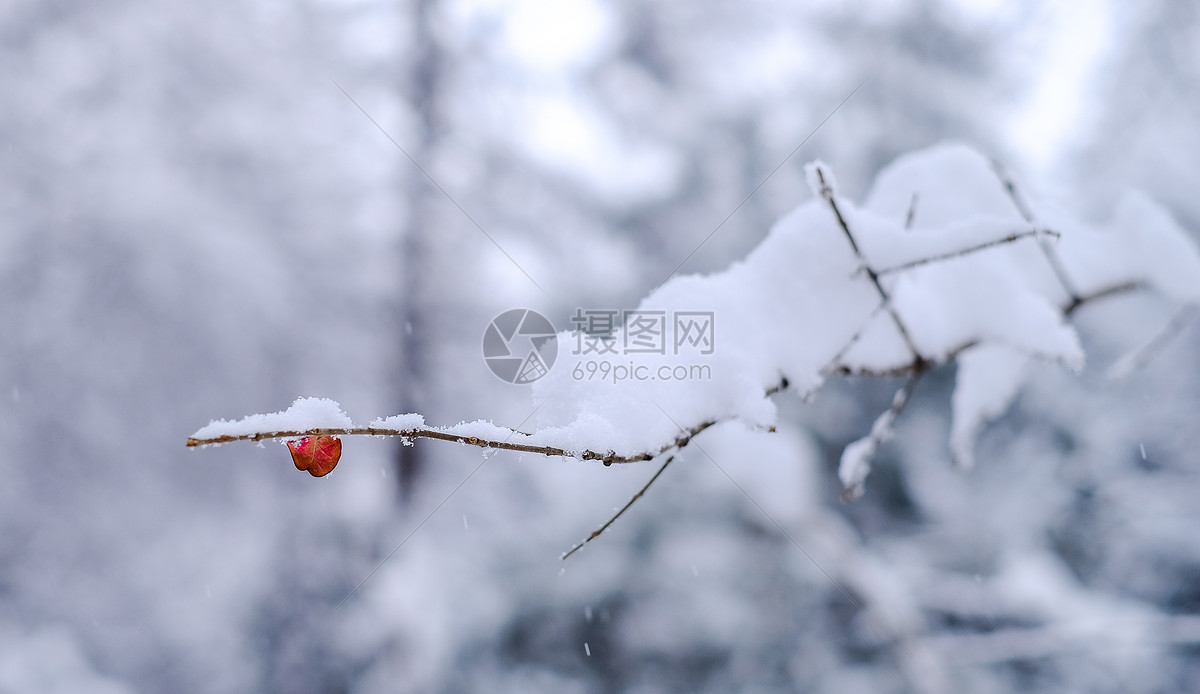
561,455 -> 675,560
904,192 -> 919,230
815,167 -> 923,361
827,303 -> 889,367
990,158 -> 1081,303
840,367 -> 926,500
875,228 -> 1059,276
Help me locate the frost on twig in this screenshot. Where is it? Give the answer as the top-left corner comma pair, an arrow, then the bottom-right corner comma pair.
188,144 -> 1200,503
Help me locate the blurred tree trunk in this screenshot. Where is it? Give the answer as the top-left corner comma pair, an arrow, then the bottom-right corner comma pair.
394,0 -> 442,502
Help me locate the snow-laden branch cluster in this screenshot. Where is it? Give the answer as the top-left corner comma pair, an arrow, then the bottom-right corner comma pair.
188,143 -> 1200,498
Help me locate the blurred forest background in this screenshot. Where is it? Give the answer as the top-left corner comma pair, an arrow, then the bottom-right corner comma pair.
3,1 -> 1200,692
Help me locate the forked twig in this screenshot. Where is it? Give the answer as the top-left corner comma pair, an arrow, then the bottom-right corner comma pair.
814,166 -> 923,362
561,455 -> 676,560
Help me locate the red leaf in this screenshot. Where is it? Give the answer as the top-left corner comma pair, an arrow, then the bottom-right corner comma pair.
287,435 -> 342,477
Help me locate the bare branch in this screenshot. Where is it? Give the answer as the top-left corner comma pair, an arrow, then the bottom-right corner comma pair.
561,455 -> 675,560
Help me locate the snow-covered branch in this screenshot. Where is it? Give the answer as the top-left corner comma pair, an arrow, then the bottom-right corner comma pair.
187,144 -> 1200,501
185,400 -> 732,466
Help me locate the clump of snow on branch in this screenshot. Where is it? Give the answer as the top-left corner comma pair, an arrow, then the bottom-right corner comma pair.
191,397 -> 353,441
369,413 -> 426,430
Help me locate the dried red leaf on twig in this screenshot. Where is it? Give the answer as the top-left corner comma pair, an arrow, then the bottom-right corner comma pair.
287,435 -> 342,477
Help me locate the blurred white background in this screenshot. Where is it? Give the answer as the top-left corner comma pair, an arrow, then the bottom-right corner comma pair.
2,1 -> 1199,692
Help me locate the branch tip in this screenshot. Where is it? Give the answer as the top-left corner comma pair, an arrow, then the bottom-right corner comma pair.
562,455 -> 675,560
